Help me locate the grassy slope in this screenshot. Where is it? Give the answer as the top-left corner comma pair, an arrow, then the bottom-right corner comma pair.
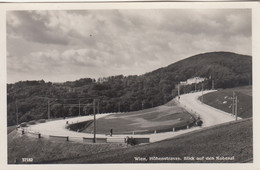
54,118 -> 252,163
83,100 -> 194,134
8,131 -> 127,164
201,86 -> 252,118
7,125 -> 17,134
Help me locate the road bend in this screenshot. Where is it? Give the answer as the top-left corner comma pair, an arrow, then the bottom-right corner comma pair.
179,90 -> 236,127
23,90 -> 237,143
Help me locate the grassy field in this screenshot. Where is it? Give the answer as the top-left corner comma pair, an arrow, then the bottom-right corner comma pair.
201,86 -> 252,118
8,130 -> 127,164
83,100 -> 195,134
55,118 -> 253,163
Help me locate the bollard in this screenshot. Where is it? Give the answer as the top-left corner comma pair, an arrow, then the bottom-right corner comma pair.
38,134 -> 41,138
132,131 -> 135,135
173,128 -> 175,132
66,136 -> 69,141
187,125 -> 189,129
154,130 -> 156,134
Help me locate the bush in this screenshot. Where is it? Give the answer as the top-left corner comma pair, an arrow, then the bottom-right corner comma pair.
28,120 -> 36,125
38,119 -> 46,123
20,122 -> 27,127
126,137 -> 136,145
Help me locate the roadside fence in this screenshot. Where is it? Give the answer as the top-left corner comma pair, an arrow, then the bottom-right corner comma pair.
16,127 -> 149,145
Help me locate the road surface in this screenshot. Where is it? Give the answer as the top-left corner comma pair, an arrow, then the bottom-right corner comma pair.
178,90 -> 237,127
23,90 -> 237,143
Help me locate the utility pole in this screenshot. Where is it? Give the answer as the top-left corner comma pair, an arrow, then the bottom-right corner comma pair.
78,100 -> 81,116
47,99 -> 50,120
93,99 -> 96,143
15,99 -> 18,125
212,80 -> 214,90
235,96 -> 238,121
97,100 -> 100,114
195,78 -> 197,92
62,103 -> 64,119
84,106 -> 87,115
201,84 -> 204,103
178,84 -> 180,102
232,91 -> 235,116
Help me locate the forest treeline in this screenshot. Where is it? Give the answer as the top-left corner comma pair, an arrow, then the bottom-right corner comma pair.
7,52 -> 252,126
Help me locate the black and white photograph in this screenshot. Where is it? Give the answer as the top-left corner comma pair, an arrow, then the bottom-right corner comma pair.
1,1 -> 259,168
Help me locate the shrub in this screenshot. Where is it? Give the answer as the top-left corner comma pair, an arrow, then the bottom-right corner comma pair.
126,137 -> 136,145
38,119 -> 46,123
20,122 -> 27,127
28,120 -> 36,125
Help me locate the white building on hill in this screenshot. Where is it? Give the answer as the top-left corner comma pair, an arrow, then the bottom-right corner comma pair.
180,77 -> 205,85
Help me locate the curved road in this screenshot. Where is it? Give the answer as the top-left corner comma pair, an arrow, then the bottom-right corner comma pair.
23,90 -> 237,142
179,90 -> 237,127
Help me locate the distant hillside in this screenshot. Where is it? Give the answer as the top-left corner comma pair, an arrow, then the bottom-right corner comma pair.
7,51 -> 252,126
146,51 -> 251,88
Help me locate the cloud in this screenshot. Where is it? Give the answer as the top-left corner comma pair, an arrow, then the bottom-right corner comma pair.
7,11 -> 70,45
7,9 -> 251,48
7,9 -> 252,83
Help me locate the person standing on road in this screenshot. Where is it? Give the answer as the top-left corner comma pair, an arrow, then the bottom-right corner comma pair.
110,128 -> 113,136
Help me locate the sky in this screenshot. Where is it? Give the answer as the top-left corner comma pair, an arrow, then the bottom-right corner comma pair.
7,9 -> 252,83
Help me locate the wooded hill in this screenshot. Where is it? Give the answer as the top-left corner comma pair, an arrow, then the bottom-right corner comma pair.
7,51 -> 252,126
